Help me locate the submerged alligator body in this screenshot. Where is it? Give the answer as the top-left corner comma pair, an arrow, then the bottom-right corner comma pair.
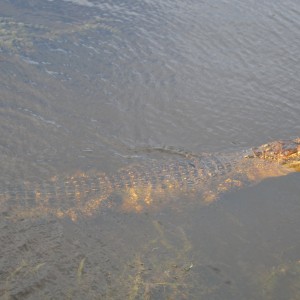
1,139 -> 299,221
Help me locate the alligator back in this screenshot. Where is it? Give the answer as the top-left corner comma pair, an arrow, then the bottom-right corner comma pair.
0,155 -> 236,221
1,138 -> 299,221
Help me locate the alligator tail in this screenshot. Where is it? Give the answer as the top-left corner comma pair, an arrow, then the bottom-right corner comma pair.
0,172 -> 113,221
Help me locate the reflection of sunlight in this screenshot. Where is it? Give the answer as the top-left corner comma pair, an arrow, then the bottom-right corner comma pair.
121,185 -> 153,213
122,183 -> 153,212
121,179 -> 185,213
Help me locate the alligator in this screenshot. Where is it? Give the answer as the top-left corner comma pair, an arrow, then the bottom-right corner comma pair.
0,138 -> 299,221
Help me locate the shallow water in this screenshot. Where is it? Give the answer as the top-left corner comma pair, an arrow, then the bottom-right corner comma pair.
0,0 -> 300,299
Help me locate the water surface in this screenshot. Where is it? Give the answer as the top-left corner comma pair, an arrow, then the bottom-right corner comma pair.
0,0 -> 300,298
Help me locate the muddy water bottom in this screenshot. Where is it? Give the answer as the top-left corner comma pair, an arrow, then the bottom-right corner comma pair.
1,173 -> 299,299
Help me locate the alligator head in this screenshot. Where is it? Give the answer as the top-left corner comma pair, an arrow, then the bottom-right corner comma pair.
252,138 -> 300,171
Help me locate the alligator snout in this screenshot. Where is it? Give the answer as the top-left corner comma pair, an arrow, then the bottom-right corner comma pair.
252,139 -> 300,160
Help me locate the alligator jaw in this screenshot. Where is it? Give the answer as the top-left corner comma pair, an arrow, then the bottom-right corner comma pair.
283,158 -> 300,172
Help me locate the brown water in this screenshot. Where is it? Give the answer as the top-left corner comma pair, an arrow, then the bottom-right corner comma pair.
0,0 -> 300,299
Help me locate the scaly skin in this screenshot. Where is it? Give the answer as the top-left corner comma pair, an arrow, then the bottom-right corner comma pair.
0,138 -> 299,221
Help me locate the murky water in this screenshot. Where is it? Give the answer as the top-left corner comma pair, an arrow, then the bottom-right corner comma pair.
0,0 -> 300,299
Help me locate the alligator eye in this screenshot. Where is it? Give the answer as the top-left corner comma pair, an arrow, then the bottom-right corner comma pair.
252,148 -> 262,157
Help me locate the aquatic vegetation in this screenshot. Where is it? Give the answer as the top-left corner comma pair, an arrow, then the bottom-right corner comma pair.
2,259 -> 46,300
259,261 -> 300,300
109,220 -> 238,299
0,220 -> 195,299
77,257 -> 86,283
122,220 -> 194,299
0,16 -> 118,54
0,17 -> 41,52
